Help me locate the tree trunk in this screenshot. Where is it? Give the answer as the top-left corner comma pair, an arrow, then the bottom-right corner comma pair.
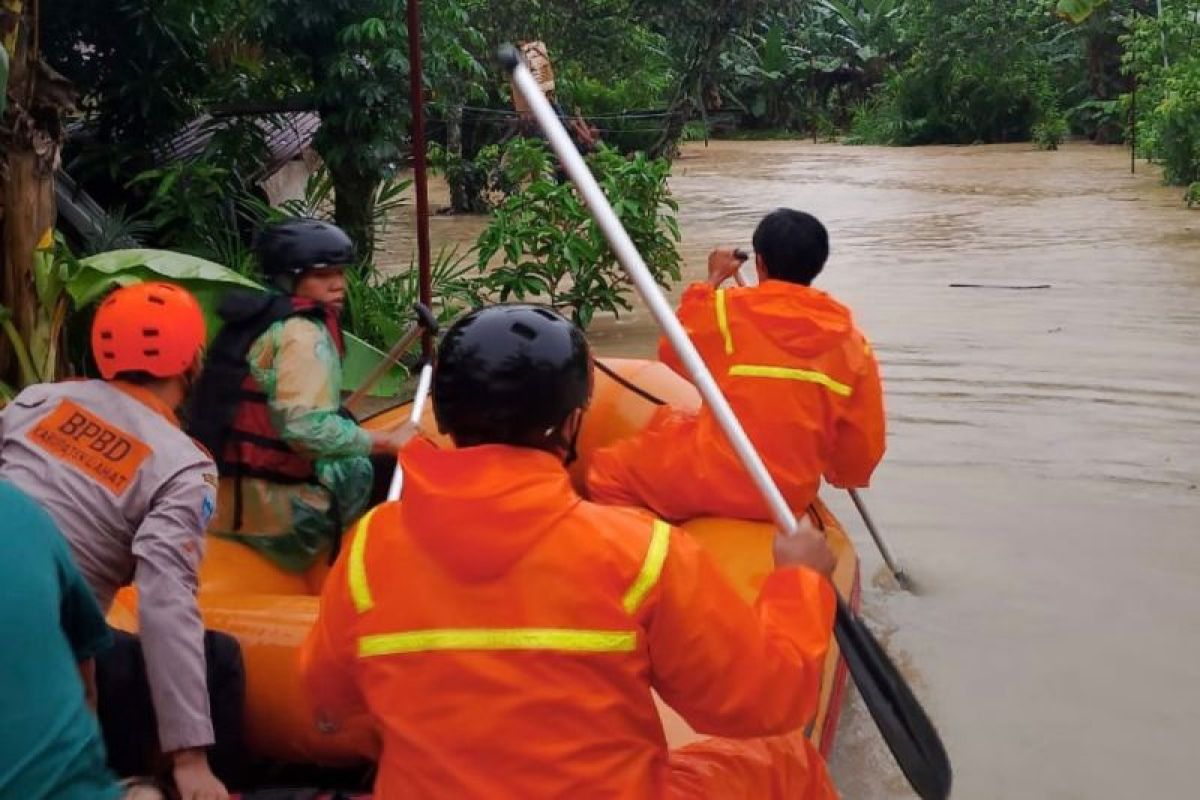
649,1 -> 758,159
446,102 -> 472,213
326,157 -> 379,268
3,146 -> 54,372
2,0 -> 68,386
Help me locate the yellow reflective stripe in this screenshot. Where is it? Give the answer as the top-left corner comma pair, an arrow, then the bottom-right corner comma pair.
348,506 -> 382,613
728,364 -> 853,397
357,628 -> 636,657
623,520 -> 670,614
715,289 -> 734,355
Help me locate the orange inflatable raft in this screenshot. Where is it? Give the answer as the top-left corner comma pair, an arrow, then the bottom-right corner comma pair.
108,358 -> 860,767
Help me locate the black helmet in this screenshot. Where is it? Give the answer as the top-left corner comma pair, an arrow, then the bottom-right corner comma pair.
255,218 -> 354,278
434,304 -> 592,447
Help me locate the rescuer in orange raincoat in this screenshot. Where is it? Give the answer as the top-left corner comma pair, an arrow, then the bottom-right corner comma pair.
300,304 -> 840,799
587,208 -> 885,522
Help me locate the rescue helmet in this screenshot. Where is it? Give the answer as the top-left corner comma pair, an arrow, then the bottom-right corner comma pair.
254,218 -> 354,279
91,282 -> 207,380
434,304 -> 592,446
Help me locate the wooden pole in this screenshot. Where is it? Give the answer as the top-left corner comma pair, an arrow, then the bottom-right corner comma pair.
1130,76 -> 1137,175
1155,0 -> 1169,68
406,0 -> 434,358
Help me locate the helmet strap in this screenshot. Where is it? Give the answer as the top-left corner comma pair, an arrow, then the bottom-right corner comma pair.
563,421 -> 582,466
270,273 -> 296,294
548,408 -> 584,466
177,356 -> 203,409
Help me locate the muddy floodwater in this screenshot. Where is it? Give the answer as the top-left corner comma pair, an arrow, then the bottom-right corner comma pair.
385,140 -> 1200,798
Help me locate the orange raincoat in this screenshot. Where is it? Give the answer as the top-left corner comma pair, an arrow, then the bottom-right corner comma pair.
300,438 -> 837,799
587,280 -> 885,521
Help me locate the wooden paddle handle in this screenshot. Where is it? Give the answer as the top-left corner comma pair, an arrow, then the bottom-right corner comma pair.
344,303 -> 438,414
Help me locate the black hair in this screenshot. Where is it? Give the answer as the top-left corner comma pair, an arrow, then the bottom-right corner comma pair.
112,370 -> 160,385
751,208 -> 830,285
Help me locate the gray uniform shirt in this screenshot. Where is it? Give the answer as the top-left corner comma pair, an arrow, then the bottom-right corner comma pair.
0,379 -> 217,752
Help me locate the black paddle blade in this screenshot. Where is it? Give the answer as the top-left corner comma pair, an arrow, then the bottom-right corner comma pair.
834,598 -> 952,800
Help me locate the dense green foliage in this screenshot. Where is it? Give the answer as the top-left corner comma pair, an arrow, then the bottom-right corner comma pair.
12,0 -> 1199,396
1123,1 -> 1200,189
27,0 -> 1198,383
849,1 -> 1066,145
42,1 -> 733,337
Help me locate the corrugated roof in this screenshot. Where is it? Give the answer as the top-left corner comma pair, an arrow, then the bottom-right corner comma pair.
158,112 -> 320,180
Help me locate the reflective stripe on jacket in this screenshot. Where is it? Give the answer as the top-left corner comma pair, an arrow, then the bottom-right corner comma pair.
587,280 -> 885,521
300,439 -> 837,799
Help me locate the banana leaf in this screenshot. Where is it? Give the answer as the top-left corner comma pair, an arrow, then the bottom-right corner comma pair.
0,45 -> 8,119
1055,0 -> 1102,23
70,249 -> 406,397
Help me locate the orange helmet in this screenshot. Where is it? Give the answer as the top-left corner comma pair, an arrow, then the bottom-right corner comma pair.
91,282 -> 207,380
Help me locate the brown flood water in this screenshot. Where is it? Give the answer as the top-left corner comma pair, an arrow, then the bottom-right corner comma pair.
385,140 -> 1200,798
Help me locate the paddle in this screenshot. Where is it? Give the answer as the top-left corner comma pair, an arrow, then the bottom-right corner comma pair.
385,358 -> 435,502
848,488 -> 915,591
501,45 -> 952,800
344,303 -> 438,415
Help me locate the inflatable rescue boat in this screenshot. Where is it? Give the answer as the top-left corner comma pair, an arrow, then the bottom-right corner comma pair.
107,357 -> 860,769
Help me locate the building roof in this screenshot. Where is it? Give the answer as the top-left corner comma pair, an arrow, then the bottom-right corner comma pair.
158,111 -> 321,181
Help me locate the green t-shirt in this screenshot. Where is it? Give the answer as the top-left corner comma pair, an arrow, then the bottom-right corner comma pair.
0,480 -> 121,800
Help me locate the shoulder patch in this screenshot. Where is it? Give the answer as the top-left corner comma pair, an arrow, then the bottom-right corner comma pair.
26,399 -> 151,496
200,493 -> 216,526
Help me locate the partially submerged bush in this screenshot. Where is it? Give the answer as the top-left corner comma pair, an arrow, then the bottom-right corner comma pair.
1034,108 -> 1070,150
476,139 -> 681,329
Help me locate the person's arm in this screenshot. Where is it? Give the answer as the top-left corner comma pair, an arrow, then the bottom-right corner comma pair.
131,463 -> 227,799
657,281 -> 730,380
298,522 -> 367,727
644,524 -> 837,738
52,519 -> 113,711
259,319 -> 413,458
78,659 -> 99,712
825,342 -> 886,488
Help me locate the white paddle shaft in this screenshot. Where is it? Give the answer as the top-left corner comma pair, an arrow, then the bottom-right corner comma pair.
509,58 -> 799,537
386,361 -> 434,502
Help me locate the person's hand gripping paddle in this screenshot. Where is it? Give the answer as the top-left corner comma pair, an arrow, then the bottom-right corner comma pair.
386,358 -> 435,502
348,303 -> 440,502
501,44 -> 951,800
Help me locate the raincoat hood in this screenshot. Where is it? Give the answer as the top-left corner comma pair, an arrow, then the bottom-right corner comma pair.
735,280 -> 854,357
398,438 -> 580,581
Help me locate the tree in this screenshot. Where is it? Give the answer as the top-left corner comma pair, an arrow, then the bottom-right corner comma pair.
634,0 -> 772,156
233,1 -> 411,261
43,0 -> 229,183
44,1 -> 425,261
1,0 -> 75,389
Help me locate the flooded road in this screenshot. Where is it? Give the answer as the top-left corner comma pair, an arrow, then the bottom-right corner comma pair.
389,140 -> 1200,798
